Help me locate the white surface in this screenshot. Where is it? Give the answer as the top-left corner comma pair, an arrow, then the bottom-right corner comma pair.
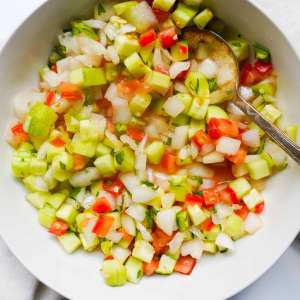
0,1 -> 300,300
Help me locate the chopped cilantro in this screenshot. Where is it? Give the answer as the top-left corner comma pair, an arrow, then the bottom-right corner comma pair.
208,79 -> 218,92
115,151 -> 125,165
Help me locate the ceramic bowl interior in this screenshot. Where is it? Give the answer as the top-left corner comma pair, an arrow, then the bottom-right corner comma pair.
0,1 -> 300,299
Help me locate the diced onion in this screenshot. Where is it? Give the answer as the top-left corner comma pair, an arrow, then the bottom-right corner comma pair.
200,179 -> 215,190
172,126 -> 189,150
163,95 -> 185,117
215,233 -> 235,250
125,204 -> 146,222
131,185 -> 157,203
241,129 -> 260,148
216,137 -> 241,155
215,204 -> 233,219
188,163 -> 214,178
244,212 -> 263,234
202,151 -> 225,164
198,58 -> 218,79
136,222 -> 153,241
105,45 -> 120,65
106,230 -> 124,243
83,19 -> 106,29
104,23 -> 118,40
189,226 -> 203,238
227,102 -> 245,117
239,86 -> 254,101
169,61 -> 190,79
217,65 -> 234,86
121,214 -> 136,236
112,246 -> 131,264
120,24 -> 136,34
174,81 -> 189,93
200,144 -> 215,156
161,193 -> 175,209
155,208 -> 177,236
181,239 -> 203,259
168,232 -> 185,254
69,167 -> 100,187
120,173 -> 140,193
77,36 -> 106,56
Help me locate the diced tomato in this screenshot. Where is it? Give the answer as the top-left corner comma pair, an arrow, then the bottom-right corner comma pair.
192,130 -> 212,148
50,64 -> 57,73
212,165 -> 235,184
117,79 -> 151,100
254,201 -> 265,214
45,90 -> 56,106
203,189 -> 220,207
118,228 -> 134,243
154,64 -> 169,75
175,69 -> 189,80
105,255 -> 114,260
152,8 -> 170,22
185,193 -> 204,208
240,63 -> 261,86
235,204 -> 249,220
179,44 -> 188,55
200,218 -> 214,231
174,256 -> 196,275
106,119 -> 115,132
73,154 -> 88,171
92,215 -> 115,237
11,123 -> 29,144
60,83 -> 83,101
96,98 -> 112,110
161,151 -> 178,174
103,178 -> 124,196
144,258 -> 160,276
208,118 -> 239,139
127,127 -> 145,141
152,227 -> 173,254
254,60 -> 273,75
50,137 -> 65,147
159,27 -> 178,48
48,220 -> 68,236
226,147 -> 247,165
219,186 -> 239,205
92,197 -> 112,214
139,29 -> 157,47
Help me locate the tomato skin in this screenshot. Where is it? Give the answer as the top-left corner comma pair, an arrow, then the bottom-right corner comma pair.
154,65 -> 169,75
117,79 -> 150,100
203,189 -> 220,207
103,178 -> 124,196
174,256 -> 196,275
161,151 -> 178,174
208,118 -> 239,139
200,218 -> 214,231
50,137 -> 65,147
144,258 -> 160,276
48,220 -> 68,236
159,27 -> 178,48
226,147 -> 247,165
73,154 -> 88,171
175,69 -> 189,80
45,91 -> 56,106
11,123 -> 28,144
240,63 -> 261,86
235,204 -> 249,220
192,130 -> 212,148
185,194 -> 204,208
152,8 -> 170,22
152,228 -> 173,254
254,60 -> 273,75
92,215 -> 115,237
118,228 -> 134,242
254,201 -> 265,214
50,64 -> 57,73
127,127 -> 145,141
92,197 -> 112,214
139,29 -> 157,47
60,83 -> 83,101
179,44 -> 188,55
219,187 -> 239,205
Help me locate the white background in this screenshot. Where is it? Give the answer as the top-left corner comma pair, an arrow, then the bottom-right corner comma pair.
0,1 -> 300,299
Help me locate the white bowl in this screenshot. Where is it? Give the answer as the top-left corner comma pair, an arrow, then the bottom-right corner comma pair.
0,1 -> 300,299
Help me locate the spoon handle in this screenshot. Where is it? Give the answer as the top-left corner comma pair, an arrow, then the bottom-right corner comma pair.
235,96 -> 300,164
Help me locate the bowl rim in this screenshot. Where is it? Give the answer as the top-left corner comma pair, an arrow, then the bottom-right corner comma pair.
0,0 -> 299,299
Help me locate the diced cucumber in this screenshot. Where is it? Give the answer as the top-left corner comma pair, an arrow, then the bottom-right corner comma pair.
260,152 -> 274,168
145,71 -> 171,95
169,176 -> 192,202
187,205 -> 207,226
243,188 -> 263,210
185,72 -> 209,98
70,68 -> 107,87
101,259 -> 127,287
23,175 -> 48,193
70,133 -> 97,158
153,0 -> 176,12
156,254 -> 176,275
195,42 -> 211,60
105,63 -> 119,82
206,105 -> 229,121
72,21 -> 98,40
229,178 -> 251,199
94,154 -> 117,177
57,232 -> 81,254
187,97 -> 210,120
114,35 -> 140,60
79,233 -> 99,252
189,118 -> 205,138
129,94 -> 152,116
26,192 -> 49,209
260,104 -> 281,123
228,39 -> 250,62
52,152 -> 73,182
46,193 -> 66,209
183,0 -> 202,7
177,93 -> 193,113
203,224 -> 221,241
113,1 -> 138,16
124,52 -> 149,78
96,143 -> 112,157
145,141 -> 165,165
101,240 -> 113,257
232,163 -> 248,178
172,114 -> 190,126
125,256 -> 143,283
132,240 -> 155,263
12,156 -> 31,178
247,158 -> 270,180
176,210 -> 190,232
107,212 -> 121,230
203,241 -> 218,254
193,8 -> 213,29
38,204 -> 56,228
139,43 -> 154,67
114,147 -> 135,172
252,82 -> 276,96
172,3 -> 198,29
29,158 -> 47,176
285,125 -> 298,142
79,119 -> 105,142
223,214 -> 245,240
56,203 -> 78,225
171,40 -> 189,61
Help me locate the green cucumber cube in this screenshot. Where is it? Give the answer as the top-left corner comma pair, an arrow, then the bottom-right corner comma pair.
145,71 -> 171,95
132,240 -> 155,263
124,52 -> 149,78
114,35 -> 140,60
228,39 -> 250,62
193,8 -> 214,29
185,72 -> 209,98
189,119 -> 205,138
114,147 -> 135,172
46,193 -> 66,209
187,205 -> 207,226
260,104 -> 281,123
101,240 -> 114,257
79,119 -> 105,142
129,94 -> 152,116
29,158 -> 47,176
177,93 -> 193,113
79,233 -> 99,252
113,1 -> 138,16
96,143 -> 112,157
12,156 -> 31,178
153,0 -> 176,12
183,0 -> 202,7
247,158 -> 270,180
105,63 -> 119,82
243,188 -> 263,210
156,254 -> 176,275
206,105 -> 229,121
223,214 -> 245,240
203,241 -> 217,254
23,175 -> 48,193
125,256 -> 144,283
57,232 -> 81,254
203,224 -> 221,241
285,125 -> 298,142
145,141 -> 165,164
171,40 -> 189,61
187,97 -> 209,120
38,204 -> 56,228
252,82 -> 276,96
56,203 -> 78,225
229,178 -> 251,199
101,259 -> 127,287
176,210 -> 190,232
71,133 -> 97,158
172,3 -> 198,29
94,154 -> 117,177
27,192 -> 49,209
70,68 -> 107,87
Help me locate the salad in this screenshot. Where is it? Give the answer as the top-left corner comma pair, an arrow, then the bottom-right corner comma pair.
6,0 -> 298,287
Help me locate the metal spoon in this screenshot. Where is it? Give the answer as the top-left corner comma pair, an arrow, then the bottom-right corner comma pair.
183,29 -> 300,164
